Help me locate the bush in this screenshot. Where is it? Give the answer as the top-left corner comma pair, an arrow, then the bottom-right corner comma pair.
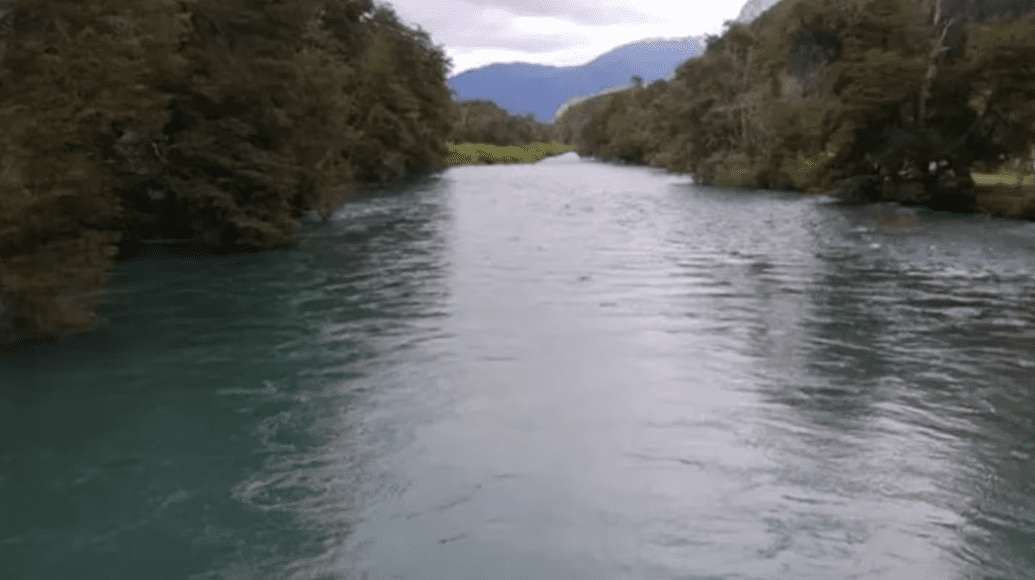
0,0 -> 455,345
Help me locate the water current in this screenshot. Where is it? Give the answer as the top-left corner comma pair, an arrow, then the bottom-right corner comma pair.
2,152 -> 1035,579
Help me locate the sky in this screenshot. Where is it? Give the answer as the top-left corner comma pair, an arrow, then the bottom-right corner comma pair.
384,0 -> 750,77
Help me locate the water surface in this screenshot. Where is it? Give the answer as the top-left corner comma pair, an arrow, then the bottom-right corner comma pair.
3,152 -> 1035,579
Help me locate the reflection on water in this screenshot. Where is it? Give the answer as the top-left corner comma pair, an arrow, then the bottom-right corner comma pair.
2,156 -> 1034,580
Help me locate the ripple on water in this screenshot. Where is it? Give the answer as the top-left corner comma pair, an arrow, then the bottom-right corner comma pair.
4,162 -> 1035,580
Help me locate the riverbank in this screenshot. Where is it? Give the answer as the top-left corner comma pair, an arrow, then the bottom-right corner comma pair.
7,155 -> 1035,580
973,172 -> 1035,220
555,0 -> 1035,220
0,0 -> 457,348
447,142 -> 575,165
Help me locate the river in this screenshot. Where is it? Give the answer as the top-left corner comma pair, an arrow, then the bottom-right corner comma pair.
2,152 -> 1035,579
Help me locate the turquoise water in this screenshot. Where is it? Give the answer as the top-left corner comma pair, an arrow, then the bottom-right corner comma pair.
3,153 -> 1035,579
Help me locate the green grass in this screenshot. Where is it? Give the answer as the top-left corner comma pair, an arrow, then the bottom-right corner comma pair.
972,171 -> 1035,187
447,141 -> 576,166
971,172 -> 1035,218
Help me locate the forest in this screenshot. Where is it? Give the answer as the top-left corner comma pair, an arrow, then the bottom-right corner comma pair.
0,0 -> 455,345
556,0 -> 1035,214
6,0 -> 1035,347
450,99 -> 557,146
446,99 -> 570,164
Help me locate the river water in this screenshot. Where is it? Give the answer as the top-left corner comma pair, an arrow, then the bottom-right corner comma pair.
3,152 -> 1035,580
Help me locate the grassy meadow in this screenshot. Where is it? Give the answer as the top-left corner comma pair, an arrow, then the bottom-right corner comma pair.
973,172 -> 1035,219
972,172 -> 1035,187
447,142 -> 576,166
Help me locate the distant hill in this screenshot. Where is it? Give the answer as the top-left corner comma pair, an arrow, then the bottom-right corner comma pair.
552,53 -> 703,122
446,37 -> 704,123
553,82 -> 639,123
735,0 -> 782,24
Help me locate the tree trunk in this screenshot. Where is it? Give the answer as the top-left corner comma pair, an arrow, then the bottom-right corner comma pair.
918,0 -> 953,131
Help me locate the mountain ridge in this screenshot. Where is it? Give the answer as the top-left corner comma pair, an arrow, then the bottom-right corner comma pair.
735,0 -> 782,24
446,36 -> 705,123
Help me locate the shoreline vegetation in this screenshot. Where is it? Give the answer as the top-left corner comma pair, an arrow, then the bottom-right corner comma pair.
4,0 -> 1035,347
554,0 -> 1035,219
972,172 -> 1035,218
0,0 -> 456,346
447,142 -> 575,165
0,0 -> 564,347
446,99 -> 572,164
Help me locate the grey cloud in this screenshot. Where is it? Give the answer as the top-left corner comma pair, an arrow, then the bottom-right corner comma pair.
409,2 -> 593,53
393,0 -> 645,58
449,28 -> 589,53
434,0 -> 657,26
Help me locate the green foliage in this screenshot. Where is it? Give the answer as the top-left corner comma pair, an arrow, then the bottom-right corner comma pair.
446,141 -> 575,165
564,0 -> 1035,210
450,99 -> 557,146
0,0 -> 188,343
0,0 -> 455,345
555,81 -> 668,164
965,20 -> 1035,168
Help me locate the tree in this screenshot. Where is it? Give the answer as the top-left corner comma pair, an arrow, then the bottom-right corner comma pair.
565,0 -> 1035,208
0,0 -> 458,345
0,0 -> 191,343
450,99 -> 556,146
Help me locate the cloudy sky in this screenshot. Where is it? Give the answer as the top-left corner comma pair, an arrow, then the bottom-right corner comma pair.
385,0 -> 749,76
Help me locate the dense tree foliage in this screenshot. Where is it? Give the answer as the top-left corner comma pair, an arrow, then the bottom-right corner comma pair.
450,99 -> 557,146
0,0 -> 454,345
554,79 -> 670,163
559,0 -> 1035,210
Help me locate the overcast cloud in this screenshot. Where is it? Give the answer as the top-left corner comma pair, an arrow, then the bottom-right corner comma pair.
386,0 -> 748,76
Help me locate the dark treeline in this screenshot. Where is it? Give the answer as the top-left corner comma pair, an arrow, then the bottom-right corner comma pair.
449,99 -> 557,145
557,0 -> 1035,210
0,0 -> 454,345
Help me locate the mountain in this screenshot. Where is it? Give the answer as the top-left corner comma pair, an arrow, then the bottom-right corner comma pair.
735,0 -> 782,24
553,81 -> 639,123
446,37 -> 704,123
552,56 -> 699,123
